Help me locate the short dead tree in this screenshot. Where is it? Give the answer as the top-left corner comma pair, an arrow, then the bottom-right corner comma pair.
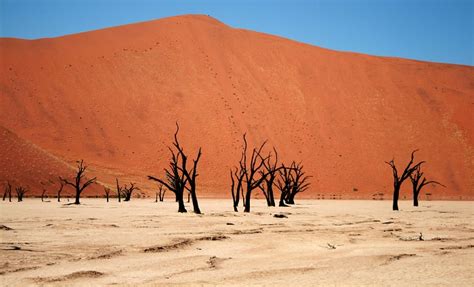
385,150 -> 424,211
148,123 -> 203,214
285,161 -> 311,205
60,160 -> 97,205
276,163 -> 293,207
3,182 -> 12,202
15,186 -> 27,202
156,184 -> 166,202
410,165 -> 445,207
104,187 -> 111,202
57,177 -> 65,202
41,188 -> 47,202
122,183 -> 139,202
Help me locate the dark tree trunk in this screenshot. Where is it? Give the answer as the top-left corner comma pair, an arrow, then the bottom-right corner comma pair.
155,192 -> 158,203
414,190 -> 419,207
392,184 -> 400,211
244,189 -> 251,212
178,196 -> 187,213
74,188 -> 80,204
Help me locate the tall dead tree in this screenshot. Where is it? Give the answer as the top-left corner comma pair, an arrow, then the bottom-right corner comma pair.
238,134 -> 270,213
122,183 -> 139,202
285,161 -> 311,204
258,147 -> 280,207
410,165 -> 445,207
3,182 -> 11,201
116,178 -> 123,202
60,160 -> 97,205
15,186 -> 27,202
104,187 -> 111,202
57,177 -> 64,202
230,167 -> 245,212
385,150 -> 424,211
148,123 -> 202,214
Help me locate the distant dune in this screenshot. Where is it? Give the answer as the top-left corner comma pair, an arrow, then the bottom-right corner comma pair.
0,15 -> 472,199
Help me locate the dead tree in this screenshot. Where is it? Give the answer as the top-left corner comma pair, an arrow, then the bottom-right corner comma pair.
148,143 -> 187,212
410,165 -> 445,207
3,182 -> 11,201
15,186 -> 27,202
285,161 -> 311,204
122,183 -> 139,201
258,147 -> 280,207
116,178 -> 123,202
385,150 -> 424,211
60,160 -> 97,205
230,167 -> 245,212
104,187 -> 111,202
238,134 -> 270,213
276,164 -> 293,207
148,123 -> 202,214
41,189 -> 47,202
57,177 -> 64,202
157,184 -> 166,202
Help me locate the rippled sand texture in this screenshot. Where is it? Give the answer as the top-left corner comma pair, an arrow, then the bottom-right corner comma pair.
1,199 -> 473,286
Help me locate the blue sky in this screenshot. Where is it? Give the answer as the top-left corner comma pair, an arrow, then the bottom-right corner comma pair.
1,0 -> 472,65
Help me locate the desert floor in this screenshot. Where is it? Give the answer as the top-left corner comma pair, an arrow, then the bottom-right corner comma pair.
1,199 -> 473,286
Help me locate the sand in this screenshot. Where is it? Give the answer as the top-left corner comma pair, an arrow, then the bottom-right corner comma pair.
1,15 -> 473,198
1,199 -> 473,286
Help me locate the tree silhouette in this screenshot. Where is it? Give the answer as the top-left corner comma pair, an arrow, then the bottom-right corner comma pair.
2,182 -> 11,201
156,184 -> 166,202
410,165 -> 445,206
116,178 -> 123,202
285,161 -> 311,204
240,134 -> 270,213
258,147 -> 280,207
60,160 -> 96,204
57,177 -> 65,202
15,186 -> 27,202
149,123 -> 203,213
104,187 -> 111,202
276,163 -> 293,207
122,182 -> 139,201
385,150 -> 424,211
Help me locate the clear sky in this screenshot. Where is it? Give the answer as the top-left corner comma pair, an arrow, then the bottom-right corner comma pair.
1,0 -> 472,65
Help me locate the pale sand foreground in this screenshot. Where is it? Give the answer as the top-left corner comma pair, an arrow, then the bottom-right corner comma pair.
1,199 -> 473,286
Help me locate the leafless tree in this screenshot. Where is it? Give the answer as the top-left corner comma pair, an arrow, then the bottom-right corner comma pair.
122,182 -> 139,201
41,188 -> 47,202
148,123 -> 202,214
57,177 -> 65,202
3,182 -> 11,201
285,161 -> 311,204
104,187 -> 111,202
230,166 -> 245,212
237,134 -> 270,213
60,160 -> 97,204
258,147 -> 280,207
385,150 -> 424,211
116,178 -> 123,202
15,186 -> 27,202
410,165 -> 445,207
276,163 -> 293,207
156,184 -> 166,202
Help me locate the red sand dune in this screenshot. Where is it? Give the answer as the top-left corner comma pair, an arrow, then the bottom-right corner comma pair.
0,15 -> 472,199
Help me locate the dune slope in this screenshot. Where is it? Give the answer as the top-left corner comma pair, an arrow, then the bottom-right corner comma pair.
0,15 -> 472,198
